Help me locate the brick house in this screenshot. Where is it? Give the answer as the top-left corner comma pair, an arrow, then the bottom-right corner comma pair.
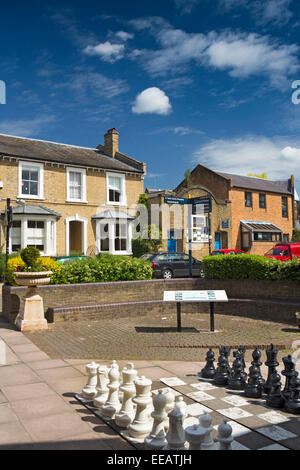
146,164 -> 295,259
0,129 -> 146,256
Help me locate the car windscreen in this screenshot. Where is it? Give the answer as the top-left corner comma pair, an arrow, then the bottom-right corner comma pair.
140,254 -> 154,260
266,248 -> 286,256
212,251 -> 225,256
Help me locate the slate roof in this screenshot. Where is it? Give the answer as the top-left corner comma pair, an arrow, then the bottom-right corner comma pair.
0,134 -> 143,174
1,204 -> 61,217
216,171 -> 292,195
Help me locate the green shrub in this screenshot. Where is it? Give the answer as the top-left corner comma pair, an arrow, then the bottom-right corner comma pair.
276,259 -> 300,282
20,247 -> 40,268
6,256 -> 26,286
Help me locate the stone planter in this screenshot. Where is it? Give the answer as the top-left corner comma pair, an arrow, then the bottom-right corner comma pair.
14,271 -> 52,332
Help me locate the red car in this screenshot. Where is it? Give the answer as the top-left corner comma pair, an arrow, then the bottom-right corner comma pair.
211,249 -> 248,256
264,243 -> 300,262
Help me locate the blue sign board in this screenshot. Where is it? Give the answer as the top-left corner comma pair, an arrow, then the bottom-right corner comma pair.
222,220 -> 229,229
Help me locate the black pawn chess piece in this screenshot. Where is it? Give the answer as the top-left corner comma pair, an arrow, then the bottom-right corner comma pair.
281,355 -> 298,401
284,376 -> 300,414
200,349 -> 216,379
251,347 -> 265,388
264,344 -> 279,395
219,346 -> 231,375
244,365 -> 263,398
214,352 -> 229,386
227,351 -> 246,390
266,372 -> 284,409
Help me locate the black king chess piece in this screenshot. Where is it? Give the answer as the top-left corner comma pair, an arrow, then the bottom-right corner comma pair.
200,348 -> 216,379
266,371 -> 285,409
284,375 -> 300,414
244,365 -> 263,398
281,355 -> 298,401
227,350 -> 246,390
214,351 -> 229,386
251,347 -> 265,388
264,344 -> 279,395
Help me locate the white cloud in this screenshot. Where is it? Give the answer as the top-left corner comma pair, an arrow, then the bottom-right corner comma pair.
174,0 -> 200,14
115,31 -> 134,41
83,41 -> 125,62
132,87 -> 172,115
219,0 -> 293,26
55,72 -> 129,99
193,136 -> 300,183
0,115 -> 57,137
174,126 -> 203,135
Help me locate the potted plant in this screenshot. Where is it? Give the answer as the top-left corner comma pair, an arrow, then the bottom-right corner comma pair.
14,247 -> 52,331
296,312 -> 300,330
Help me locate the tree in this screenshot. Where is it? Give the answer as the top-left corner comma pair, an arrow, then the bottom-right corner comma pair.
184,168 -> 191,187
292,229 -> 300,242
132,224 -> 162,258
247,172 -> 268,179
137,193 -> 148,206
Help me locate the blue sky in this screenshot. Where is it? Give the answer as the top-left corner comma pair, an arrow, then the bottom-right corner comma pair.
1,0 -> 300,194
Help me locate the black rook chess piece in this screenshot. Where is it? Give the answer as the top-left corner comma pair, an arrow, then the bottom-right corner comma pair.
214,352 -> 229,386
200,349 -> 216,379
284,376 -> 300,414
244,365 -> 263,398
264,344 -> 279,395
266,372 -> 284,409
227,350 -> 246,391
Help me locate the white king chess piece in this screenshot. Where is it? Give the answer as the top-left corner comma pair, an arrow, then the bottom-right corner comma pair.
164,407 -> 186,450
81,362 -> 99,400
144,389 -> 168,450
115,363 -> 138,428
93,365 -> 109,409
101,363 -> 121,419
128,376 -> 153,440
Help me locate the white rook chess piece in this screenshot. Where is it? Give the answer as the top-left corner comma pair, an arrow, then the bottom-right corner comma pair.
199,413 -> 217,450
101,363 -> 121,419
82,362 -> 99,400
164,388 -> 175,432
115,363 -> 137,428
93,365 -> 109,409
175,396 -> 187,419
185,424 -> 206,450
216,419 -> 233,450
128,376 -> 153,440
144,390 -> 168,450
164,407 -> 186,450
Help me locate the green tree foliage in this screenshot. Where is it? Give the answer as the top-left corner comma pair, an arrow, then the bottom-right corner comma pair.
137,193 -> 148,206
184,168 -> 191,187
246,172 -> 268,179
132,224 -> 162,258
292,229 -> 300,242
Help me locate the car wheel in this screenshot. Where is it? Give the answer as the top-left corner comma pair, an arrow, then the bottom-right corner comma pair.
163,269 -> 173,279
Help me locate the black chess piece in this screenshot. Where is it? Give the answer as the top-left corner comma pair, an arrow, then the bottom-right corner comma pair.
264,344 -> 279,395
219,346 -> 231,375
281,355 -> 298,401
251,347 -> 265,388
227,351 -> 246,390
284,376 -> 300,414
237,347 -> 247,382
244,365 -> 263,398
266,372 -> 284,409
200,349 -> 216,379
214,352 -> 229,386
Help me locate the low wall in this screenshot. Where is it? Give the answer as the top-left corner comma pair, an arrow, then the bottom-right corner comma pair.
3,278 -> 300,326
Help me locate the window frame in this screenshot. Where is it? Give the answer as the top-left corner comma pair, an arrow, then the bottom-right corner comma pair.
66,167 -> 87,203
282,196 -> 288,218
245,191 -> 252,208
259,193 -> 266,209
106,172 -> 126,206
9,216 -> 56,256
18,161 -> 44,200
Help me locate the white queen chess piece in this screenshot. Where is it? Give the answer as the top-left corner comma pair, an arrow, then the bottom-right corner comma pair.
115,363 -> 138,428
144,389 -> 168,450
128,376 -> 153,440
101,363 -> 121,419
93,365 -> 109,409
82,362 -> 99,400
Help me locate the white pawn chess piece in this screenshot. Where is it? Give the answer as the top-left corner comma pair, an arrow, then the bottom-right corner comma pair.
144,390 -> 168,450
175,396 -> 187,419
185,424 -> 206,450
199,413 -> 217,450
216,419 -> 233,450
82,362 -> 99,399
101,363 -> 121,419
115,363 -> 138,428
164,407 -> 186,450
93,365 -> 109,409
128,376 -> 153,440
164,388 -> 175,432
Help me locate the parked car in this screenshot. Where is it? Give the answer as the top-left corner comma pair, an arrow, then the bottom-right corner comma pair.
211,249 -> 248,256
264,243 -> 300,262
51,255 -> 92,264
140,252 -> 203,279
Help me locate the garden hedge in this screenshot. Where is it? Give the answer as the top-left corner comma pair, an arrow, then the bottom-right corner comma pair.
202,254 -> 300,281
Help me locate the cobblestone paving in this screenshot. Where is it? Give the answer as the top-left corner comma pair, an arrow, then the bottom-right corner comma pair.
25,312 -> 300,362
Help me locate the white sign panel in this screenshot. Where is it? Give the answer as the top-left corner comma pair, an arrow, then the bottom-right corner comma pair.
163,290 -> 228,302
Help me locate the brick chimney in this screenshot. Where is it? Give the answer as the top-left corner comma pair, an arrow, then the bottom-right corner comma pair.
104,128 -> 119,157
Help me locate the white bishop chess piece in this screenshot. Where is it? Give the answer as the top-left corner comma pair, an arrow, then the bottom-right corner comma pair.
216,419 -> 233,450
115,363 -> 137,428
128,376 -> 153,440
81,362 -> 99,400
93,365 -> 109,409
164,407 -> 187,450
144,389 -> 168,450
101,363 -> 121,419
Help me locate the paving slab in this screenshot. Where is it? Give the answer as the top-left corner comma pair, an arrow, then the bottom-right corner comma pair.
2,382 -> 57,402
10,394 -> 74,420
0,363 -> 42,387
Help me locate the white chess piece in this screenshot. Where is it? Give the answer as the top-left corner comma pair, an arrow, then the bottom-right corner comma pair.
128,376 -> 153,440
82,362 -> 99,399
175,396 -> 187,419
93,365 -> 109,409
185,424 -> 206,450
144,390 -> 168,450
199,413 -> 217,450
216,419 -> 233,450
164,407 -> 186,450
115,363 -> 137,428
164,388 -> 175,432
101,363 -> 121,419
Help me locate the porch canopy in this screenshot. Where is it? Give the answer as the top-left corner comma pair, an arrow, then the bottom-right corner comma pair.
1,204 -> 61,218
241,220 -> 282,242
91,209 -> 135,220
